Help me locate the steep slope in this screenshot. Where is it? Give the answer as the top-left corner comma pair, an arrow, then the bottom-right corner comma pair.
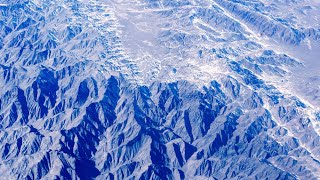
0,0 -> 319,179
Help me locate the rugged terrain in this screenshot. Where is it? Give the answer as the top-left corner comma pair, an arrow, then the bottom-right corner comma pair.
0,0 -> 320,179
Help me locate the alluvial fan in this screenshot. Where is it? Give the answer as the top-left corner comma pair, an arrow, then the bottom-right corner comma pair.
0,0 -> 320,179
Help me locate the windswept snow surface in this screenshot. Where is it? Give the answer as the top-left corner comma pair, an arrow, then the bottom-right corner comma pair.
0,0 -> 319,179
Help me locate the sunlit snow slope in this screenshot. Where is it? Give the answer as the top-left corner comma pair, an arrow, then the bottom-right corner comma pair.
0,0 -> 320,179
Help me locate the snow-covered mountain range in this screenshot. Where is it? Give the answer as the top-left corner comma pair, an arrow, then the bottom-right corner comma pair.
0,0 -> 319,179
